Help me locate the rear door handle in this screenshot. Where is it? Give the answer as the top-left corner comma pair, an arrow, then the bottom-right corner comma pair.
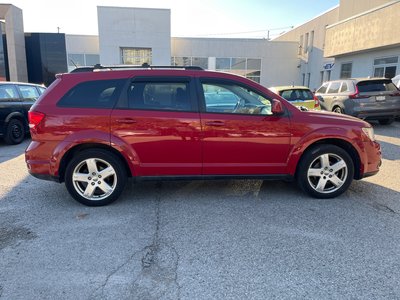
116,118 -> 137,124
205,121 -> 225,127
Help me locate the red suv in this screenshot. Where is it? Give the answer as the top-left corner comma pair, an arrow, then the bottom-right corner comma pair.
25,66 -> 381,206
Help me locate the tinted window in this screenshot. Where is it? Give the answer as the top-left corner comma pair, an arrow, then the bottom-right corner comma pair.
0,85 -> 19,100
316,83 -> 329,94
58,79 -> 125,108
357,80 -> 398,93
280,89 -> 314,101
202,82 -> 272,115
38,87 -> 46,95
17,85 -> 39,100
129,82 -> 192,111
327,82 -> 341,94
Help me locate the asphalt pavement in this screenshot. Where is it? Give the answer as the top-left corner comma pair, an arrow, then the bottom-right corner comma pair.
0,121 -> 399,299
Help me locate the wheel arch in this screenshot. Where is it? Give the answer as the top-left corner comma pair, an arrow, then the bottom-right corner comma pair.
58,143 -> 132,183
292,138 -> 362,180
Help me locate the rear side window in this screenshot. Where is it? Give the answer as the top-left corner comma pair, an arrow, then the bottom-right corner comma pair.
17,85 -> 40,101
128,81 -> 192,111
327,82 -> 341,94
58,79 -> 125,108
357,80 -> 398,93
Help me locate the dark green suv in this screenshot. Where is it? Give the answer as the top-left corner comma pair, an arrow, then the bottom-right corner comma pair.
0,82 -> 45,144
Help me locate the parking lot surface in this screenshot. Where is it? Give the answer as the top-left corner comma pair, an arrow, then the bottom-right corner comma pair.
0,122 -> 399,299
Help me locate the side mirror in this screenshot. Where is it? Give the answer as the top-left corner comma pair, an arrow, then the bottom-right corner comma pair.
271,99 -> 284,115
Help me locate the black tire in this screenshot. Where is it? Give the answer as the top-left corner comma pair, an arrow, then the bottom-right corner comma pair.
64,149 -> 127,206
378,118 -> 394,125
297,144 -> 354,199
4,119 -> 25,145
332,106 -> 343,114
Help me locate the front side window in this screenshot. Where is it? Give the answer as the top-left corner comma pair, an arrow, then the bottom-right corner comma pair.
202,82 -> 272,116
129,81 -> 192,112
57,79 -> 125,108
0,85 -> 19,100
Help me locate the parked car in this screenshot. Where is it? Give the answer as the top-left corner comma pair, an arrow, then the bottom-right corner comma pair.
315,78 -> 400,125
269,86 -> 320,111
25,66 -> 381,206
392,75 -> 400,89
0,82 -> 46,144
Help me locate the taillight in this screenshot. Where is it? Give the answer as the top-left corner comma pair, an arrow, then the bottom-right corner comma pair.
390,91 -> 400,96
350,85 -> 370,99
28,111 -> 45,129
313,95 -> 320,108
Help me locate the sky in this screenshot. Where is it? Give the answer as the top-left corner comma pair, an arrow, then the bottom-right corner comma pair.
8,0 -> 339,39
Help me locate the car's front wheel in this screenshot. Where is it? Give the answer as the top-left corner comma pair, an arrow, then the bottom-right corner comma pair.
65,149 -> 127,206
297,145 -> 354,198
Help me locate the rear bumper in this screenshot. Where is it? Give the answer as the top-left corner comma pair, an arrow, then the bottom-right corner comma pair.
352,108 -> 400,120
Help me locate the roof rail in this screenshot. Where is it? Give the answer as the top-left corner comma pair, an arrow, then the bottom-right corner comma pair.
70,63 -> 204,73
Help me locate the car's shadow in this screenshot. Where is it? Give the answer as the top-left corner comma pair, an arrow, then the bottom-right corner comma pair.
0,139 -> 30,163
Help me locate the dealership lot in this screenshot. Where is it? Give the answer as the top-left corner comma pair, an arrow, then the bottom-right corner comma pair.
0,122 -> 399,299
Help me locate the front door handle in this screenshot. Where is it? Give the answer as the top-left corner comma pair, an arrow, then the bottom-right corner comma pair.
116,118 -> 137,124
205,121 -> 225,127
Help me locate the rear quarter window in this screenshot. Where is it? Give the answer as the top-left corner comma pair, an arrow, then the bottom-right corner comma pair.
57,79 -> 126,108
316,83 -> 328,94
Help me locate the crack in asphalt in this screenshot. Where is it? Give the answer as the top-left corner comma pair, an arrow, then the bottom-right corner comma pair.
93,182 -> 181,299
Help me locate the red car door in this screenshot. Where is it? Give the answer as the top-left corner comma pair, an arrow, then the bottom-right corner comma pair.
199,78 -> 291,175
110,77 -> 202,176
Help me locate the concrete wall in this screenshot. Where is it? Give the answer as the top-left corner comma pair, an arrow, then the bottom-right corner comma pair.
325,1 -> 400,58
171,37 -> 299,87
66,35 -> 99,54
339,0 -> 393,20
274,7 -> 339,90
97,6 -> 171,65
0,4 -> 27,82
331,47 -> 400,80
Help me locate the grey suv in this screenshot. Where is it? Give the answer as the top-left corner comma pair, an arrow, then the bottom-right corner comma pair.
315,78 -> 400,125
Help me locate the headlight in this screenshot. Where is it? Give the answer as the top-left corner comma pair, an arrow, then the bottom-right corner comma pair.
362,127 -> 375,141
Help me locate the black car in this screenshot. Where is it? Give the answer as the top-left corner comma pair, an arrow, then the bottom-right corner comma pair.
0,82 -> 46,144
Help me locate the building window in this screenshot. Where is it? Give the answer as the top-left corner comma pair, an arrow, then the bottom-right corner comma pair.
121,48 -> 152,65
320,71 -> 324,84
171,57 -> 208,69
373,56 -> 398,79
302,73 -> 305,86
68,53 -> 100,72
309,31 -> 314,52
299,35 -> 303,55
307,73 -> 311,87
326,70 -> 331,81
304,32 -> 309,54
340,63 -> 352,79
215,57 -> 261,83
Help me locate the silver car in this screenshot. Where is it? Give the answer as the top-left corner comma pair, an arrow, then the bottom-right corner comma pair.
315,78 -> 400,125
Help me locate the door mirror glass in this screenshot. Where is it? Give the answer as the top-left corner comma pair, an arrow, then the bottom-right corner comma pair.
272,99 -> 284,115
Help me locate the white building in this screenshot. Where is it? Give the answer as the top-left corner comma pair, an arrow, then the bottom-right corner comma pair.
65,1 -> 400,90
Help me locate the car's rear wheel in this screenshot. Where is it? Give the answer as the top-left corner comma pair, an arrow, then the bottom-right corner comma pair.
332,106 -> 343,114
4,119 -> 25,145
297,144 -> 354,198
378,118 -> 394,125
65,149 -> 127,206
